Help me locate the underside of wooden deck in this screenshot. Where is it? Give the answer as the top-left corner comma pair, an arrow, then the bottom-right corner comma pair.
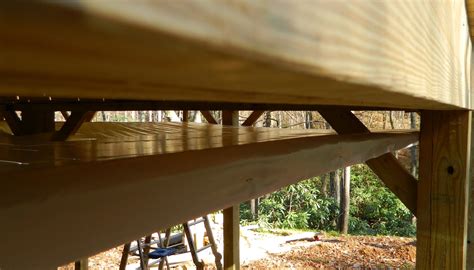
0,122 -> 417,269
0,0 -> 473,269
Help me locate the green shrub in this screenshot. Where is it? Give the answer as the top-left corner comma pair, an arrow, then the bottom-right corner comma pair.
240,164 -> 416,237
349,164 -> 415,236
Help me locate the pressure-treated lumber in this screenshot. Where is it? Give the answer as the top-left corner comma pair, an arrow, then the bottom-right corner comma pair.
183,110 -> 189,122
242,111 -> 265,127
417,111 -> 471,270
74,259 -> 88,270
61,111 -> 70,120
223,207 -> 239,270
467,0 -> 474,108
52,110 -> 94,141
467,1 -> 474,39
241,110 -> 264,227
200,111 -> 218,124
222,110 -> 240,270
1,109 -> 56,136
0,100 -> 424,112
0,122 -> 417,269
318,109 -> 418,214
0,110 -> 22,135
0,1 -> 471,110
467,115 -> 474,269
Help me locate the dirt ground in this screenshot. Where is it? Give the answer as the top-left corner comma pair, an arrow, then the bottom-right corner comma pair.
244,234 -> 415,269
59,231 -> 415,269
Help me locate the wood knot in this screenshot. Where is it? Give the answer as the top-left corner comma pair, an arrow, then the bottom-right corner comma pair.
447,166 -> 454,175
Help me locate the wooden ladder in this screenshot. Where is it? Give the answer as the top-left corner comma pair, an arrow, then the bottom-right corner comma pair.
120,215 -> 222,270
183,215 -> 223,270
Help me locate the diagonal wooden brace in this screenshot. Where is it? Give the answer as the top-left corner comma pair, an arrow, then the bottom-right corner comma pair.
52,111 -> 95,141
242,110 -> 265,126
200,110 -> 218,124
319,109 -> 418,214
1,109 -> 23,135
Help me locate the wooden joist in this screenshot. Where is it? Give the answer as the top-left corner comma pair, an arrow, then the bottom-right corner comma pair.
0,122 -> 417,269
0,100 -> 427,112
0,1 -> 471,110
318,109 -> 418,214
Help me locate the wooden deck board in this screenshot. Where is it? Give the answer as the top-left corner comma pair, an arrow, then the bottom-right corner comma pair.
0,1 -> 471,109
0,122 -> 418,269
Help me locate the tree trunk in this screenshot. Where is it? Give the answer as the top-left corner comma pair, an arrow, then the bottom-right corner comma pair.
264,111 -> 271,127
305,111 -> 313,129
330,170 -> 340,205
156,111 -> 162,122
101,111 -> 107,122
277,111 -> 282,128
339,166 -> 351,234
389,111 -> 395,129
320,174 -> 328,197
329,170 -> 340,228
250,199 -> 258,220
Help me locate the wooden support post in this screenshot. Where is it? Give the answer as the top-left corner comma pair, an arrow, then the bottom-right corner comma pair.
222,110 -> 240,270
417,111 -> 471,270
469,114 -> 474,269
183,110 -> 189,122
242,110 -> 265,220
223,207 -> 239,270
74,259 -> 88,270
319,109 -> 418,214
